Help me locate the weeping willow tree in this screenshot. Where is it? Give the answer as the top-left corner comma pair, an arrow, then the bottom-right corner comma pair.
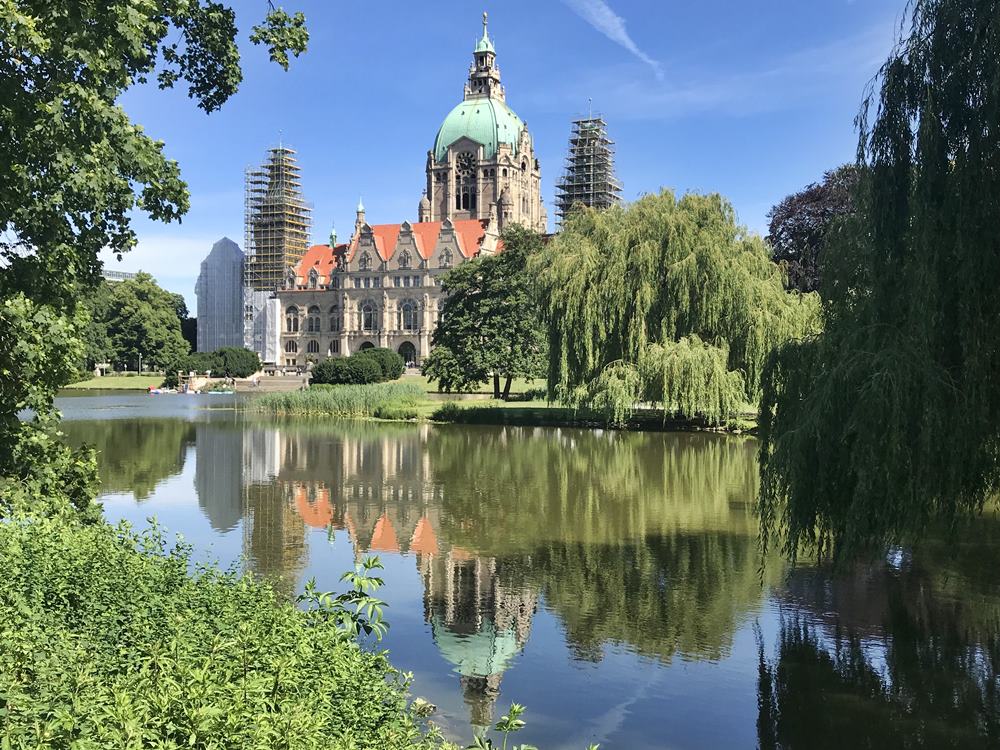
759,0 -> 1000,560
531,191 -> 820,425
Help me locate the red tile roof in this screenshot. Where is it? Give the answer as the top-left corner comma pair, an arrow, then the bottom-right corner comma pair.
296,219 -> 500,279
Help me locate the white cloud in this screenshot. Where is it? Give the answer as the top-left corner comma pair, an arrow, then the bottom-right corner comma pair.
563,0 -> 664,80
100,233 -> 232,310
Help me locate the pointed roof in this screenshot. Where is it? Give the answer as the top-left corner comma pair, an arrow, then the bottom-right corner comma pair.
370,512 -> 400,553
410,516 -> 440,556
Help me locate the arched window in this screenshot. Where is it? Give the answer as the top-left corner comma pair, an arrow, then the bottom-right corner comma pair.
399,300 -> 418,331
285,306 -> 299,333
306,340 -> 319,354
398,250 -> 411,269
329,341 -> 340,355
285,340 -> 298,353
308,268 -> 319,288
307,305 -> 321,333
361,301 -> 377,331
440,248 -> 454,268
329,304 -> 340,332
359,252 -> 372,271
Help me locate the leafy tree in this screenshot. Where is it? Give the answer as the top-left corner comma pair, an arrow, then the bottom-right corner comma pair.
105,272 -> 190,370
0,1 -> 308,515
216,347 -> 260,378
766,165 -> 860,293
758,0 -> 1000,560
77,281 -> 115,371
355,347 -> 405,381
423,226 -> 547,400
531,191 -> 820,426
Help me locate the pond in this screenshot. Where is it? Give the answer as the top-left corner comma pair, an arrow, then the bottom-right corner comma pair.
57,393 -> 1000,749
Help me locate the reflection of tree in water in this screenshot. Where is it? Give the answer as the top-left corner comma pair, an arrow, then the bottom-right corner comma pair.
759,539 -> 1000,749
425,425 -> 773,663
62,418 -> 195,499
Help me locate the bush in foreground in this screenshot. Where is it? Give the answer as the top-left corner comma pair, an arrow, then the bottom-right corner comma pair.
0,517 -> 444,749
251,382 -> 425,417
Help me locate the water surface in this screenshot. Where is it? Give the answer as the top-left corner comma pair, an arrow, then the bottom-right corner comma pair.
58,394 -> 1000,749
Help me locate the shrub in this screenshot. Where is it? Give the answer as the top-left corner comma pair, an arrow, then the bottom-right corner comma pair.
312,356 -> 382,385
216,347 -> 260,378
430,401 -> 464,421
373,403 -> 419,420
0,517 -> 445,749
355,347 -> 405,381
251,382 -> 425,418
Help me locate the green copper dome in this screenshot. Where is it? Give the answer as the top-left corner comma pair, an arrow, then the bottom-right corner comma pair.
433,97 -> 526,163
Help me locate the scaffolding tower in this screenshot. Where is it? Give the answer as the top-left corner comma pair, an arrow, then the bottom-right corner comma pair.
554,116 -> 622,226
243,146 -> 312,355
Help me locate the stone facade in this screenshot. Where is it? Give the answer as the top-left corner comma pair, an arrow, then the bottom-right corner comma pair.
275,209 -> 500,367
273,13 -> 538,368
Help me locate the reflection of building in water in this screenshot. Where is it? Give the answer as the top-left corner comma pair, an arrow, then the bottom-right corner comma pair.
419,552 -> 537,732
242,426 -> 282,485
242,482 -> 307,599
256,425 -> 539,731
194,424 -> 243,532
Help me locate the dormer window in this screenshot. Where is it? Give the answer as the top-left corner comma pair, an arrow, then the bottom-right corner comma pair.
398,250 -> 412,269
440,249 -> 454,268
308,268 -> 318,288
359,252 -> 372,271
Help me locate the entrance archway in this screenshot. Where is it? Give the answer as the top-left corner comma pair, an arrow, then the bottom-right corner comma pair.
397,341 -> 417,366
359,341 -> 375,351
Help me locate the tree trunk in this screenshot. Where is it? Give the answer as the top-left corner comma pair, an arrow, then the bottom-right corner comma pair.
493,372 -> 501,400
502,375 -> 513,401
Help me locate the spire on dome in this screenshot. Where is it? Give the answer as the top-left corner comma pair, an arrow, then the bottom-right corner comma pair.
357,196 -> 365,213
474,10 -> 495,53
329,223 -> 337,247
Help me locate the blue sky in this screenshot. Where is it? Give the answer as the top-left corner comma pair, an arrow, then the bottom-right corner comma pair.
107,0 -> 905,311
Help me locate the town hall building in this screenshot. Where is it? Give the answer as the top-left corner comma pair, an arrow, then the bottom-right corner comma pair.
274,13 -> 545,367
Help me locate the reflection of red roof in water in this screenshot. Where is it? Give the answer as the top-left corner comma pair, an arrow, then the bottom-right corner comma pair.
370,513 -> 400,553
294,484 -> 334,528
410,516 -> 439,556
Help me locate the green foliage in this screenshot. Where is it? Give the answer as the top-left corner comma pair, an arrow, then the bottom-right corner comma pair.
758,0 -> 1000,560
532,192 -> 820,426
216,347 -> 261,378
0,517 -> 444,749
0,295 -> 99,520
251,383 -> 425,418
423,226 -> 547,399
312,355 -> 383,385
0,0 -> 309,518
103,273 -> 190,369
355,347 -> 406,381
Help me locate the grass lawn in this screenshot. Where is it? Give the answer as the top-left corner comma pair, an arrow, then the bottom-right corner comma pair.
65,375 -> 164,390
399,372 -> 543,395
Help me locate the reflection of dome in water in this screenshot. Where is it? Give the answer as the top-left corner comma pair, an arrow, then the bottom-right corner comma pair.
430,613 -> 522,731
430,614 -> 521,678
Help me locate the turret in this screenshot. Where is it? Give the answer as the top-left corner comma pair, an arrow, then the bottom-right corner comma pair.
418,191 -> 431,223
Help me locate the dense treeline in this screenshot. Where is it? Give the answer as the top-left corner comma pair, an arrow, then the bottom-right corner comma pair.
531,191 -> 820,425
